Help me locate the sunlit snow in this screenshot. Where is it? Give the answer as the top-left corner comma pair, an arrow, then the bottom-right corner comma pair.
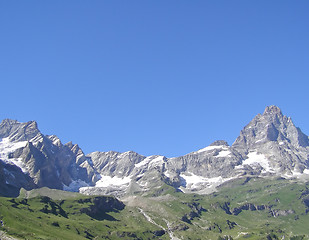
135,156 -> 165,171
63,179 -> 89,192
179,172 -> 232,191
216,150 -> 231,157
195,144 -> 231,158
95,175 -> 131,187
242,151 -> 273,173
0,137 -> 28,173
196,145 -> 223,153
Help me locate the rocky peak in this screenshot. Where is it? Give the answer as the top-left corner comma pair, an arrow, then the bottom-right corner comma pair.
260,105 -> 288,129
263,105 -> 283,116
210,140 -> 229,147
0,119 -> 41,142
0,119 -> 19,127
47,135 -> 62,147
0,119 -> 21,138
232,106 -> 309,150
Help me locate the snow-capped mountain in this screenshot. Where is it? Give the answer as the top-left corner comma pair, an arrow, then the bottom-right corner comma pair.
1,106 -> 309,197
0,119 -> 97,196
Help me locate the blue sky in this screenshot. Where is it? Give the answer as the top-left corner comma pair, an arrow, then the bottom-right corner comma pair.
1,1 -> 309,157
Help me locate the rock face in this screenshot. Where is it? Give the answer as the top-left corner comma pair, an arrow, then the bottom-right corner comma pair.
1,106 -> 309,197
0,120 -> 96,196
232,105 -> 309,176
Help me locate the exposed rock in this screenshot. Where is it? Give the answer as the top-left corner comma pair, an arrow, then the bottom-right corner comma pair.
226,220 -> 237,229
207,223 -> 222,233
1,106 -> 309,197
270,209 -> 295,217
181,201 -> 207,223
0,119 -> 96,196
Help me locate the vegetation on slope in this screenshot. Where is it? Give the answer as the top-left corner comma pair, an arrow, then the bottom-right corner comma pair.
0,177 -> 309,239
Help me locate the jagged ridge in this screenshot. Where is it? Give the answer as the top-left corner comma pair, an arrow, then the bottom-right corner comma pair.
1,106 -> 309,197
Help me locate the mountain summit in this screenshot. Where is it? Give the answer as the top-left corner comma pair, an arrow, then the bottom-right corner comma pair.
1,106 -> 309,197
0,119 -> 96,197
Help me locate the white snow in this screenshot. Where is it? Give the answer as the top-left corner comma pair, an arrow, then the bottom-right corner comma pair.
29,134 -> 43,145
164,171 -> 173,178
291,170 -> 302,176
95,175 -> 131,187
242,151 -> 273,173
0,137 -> 27,155
196,145 -> 223,153
195,144 -> 231,157
52,138 -> 61,146
216,150 -> 231,157
181,173 -> 225,185
303,169 -> 309,175
0,137 -> 28,173
63,179 -> 89,192
135,156 -> 164,169
135,156 -> 153,168
179,172 -> 232,191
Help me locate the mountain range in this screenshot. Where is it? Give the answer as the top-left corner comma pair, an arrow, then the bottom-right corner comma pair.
1,105 -> 309,198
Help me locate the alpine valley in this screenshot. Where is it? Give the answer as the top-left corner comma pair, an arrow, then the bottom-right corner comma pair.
1,106 -> 309,240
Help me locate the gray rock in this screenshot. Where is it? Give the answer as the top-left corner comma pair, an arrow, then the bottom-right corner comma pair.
1,105 -> 309,197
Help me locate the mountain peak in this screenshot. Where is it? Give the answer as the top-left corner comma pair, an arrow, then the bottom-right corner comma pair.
210,140 -> 229,147
263,105 -> 282,116
0,119 -> 19,125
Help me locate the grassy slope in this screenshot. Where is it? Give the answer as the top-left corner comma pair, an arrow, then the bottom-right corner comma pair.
125,178 -> 309,240
0,195 -> 166,240
0,178 -> 309,240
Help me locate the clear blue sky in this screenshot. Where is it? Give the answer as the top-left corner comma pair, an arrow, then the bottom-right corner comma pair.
1,1 -> 309,157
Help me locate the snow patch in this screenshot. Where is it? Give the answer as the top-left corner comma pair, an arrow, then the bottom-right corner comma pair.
195,144 -> 230,157
29,134 -> 44,144
0,137 -> 28,173
216,150 -> 231,157
95,175 -> 131,187
291,170 -> 302,176
181,173 -> 225,186
179,172 -> 232,192
63,179 -> 89,192
164,171 -> 173,178
241,151 -> 273,173
52,138 -> 61,146
135,156 -> 164,169
196,145 -> 223,153
135,156 -> 152,168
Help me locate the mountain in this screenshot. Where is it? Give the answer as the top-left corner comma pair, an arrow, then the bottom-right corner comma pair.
0,119 -> 97,197
1,106 -> 309,197
232,106 -> 309,176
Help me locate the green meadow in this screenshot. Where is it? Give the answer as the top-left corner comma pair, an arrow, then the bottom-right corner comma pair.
1,177 -> 309,240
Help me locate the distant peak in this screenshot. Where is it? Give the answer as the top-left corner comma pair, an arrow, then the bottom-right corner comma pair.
65,141 -> 74,148
25,120 -> 38,128
210,140 -> 229,147
0,119 -> 19,125
263,105 -> 282,116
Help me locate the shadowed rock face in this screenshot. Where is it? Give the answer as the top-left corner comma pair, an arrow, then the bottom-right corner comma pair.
1,106 -> 309,197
